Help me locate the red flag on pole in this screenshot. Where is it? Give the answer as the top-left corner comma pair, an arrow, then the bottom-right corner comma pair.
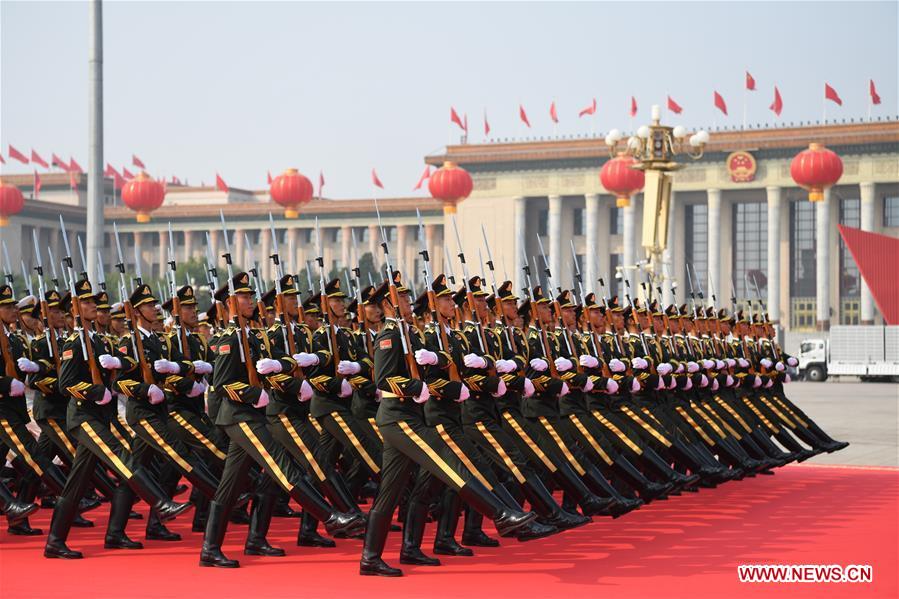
371,169 -> 384,189
549,101 -> 558,124
132,154 -> 145,169
30,150 -> 49,169
52,153 -> 69,171
745,71 -> 756,91
413,165 -> 431,191
484,111 -> 491,136
450,107 -> 465,131
869,79 -> 881,105
69,157 -> 83,173
318,171 -> 325,198
463,114 -> 468,133
578,98 -> 597,118
215,173 -> 228,192
113,171 -> 126,190
122,166 -> 135,180
769,86 -> 783,116
105,163 -> 119,178
266,171 -> 273,185
69,171 -> 78,190
824,83 -> 842,106
33,171 -> 41,198
519,104 -> 531,128
0,154 -> 5,165
8,145 -> 29,164
713,91 -> 728,116
630,96 -> 638,117
667,95 -> 683,114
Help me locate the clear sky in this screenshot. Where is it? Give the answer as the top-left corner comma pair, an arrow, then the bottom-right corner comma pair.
2,1 -> 896,198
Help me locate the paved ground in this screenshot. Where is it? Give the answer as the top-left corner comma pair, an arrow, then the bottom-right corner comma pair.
785,381 -> 898,467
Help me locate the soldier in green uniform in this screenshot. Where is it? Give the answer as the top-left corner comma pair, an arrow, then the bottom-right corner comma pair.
44,278 -> 191,559
199,272 -> 366,568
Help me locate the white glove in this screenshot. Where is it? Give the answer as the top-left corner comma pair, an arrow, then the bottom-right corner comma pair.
784,373 -> 792,383
609,358 -> 626,373
187,382 -> 206,398
760,358 -> 773,369
559,382 -> 570,397
656,377 -> 667,391
676,363 -> 685,374
338,379 -> 353,398
414,349 -> 438,366
683,377 -> 693,391
154,359 -> 180,374
523,378 -> 535,397
711,379 -> 719,392
725,358 -> 736,368
300,380 -> 313,402
606,378 -> 619,394
701,359 -> 715,370
97,388 -> 113,405
256,358 -> 283,375
738,358 -> 750,368
657,363 -> 673,376
715,360 -> 725,370
699,374 -> 709,388
17,357 -> 39,373
9,379 -> 25,396
253,390 -> 269,408
147,384 -> 165,404
554,357 -> 573,372
764,379 -> 773,388
99,354 -> 122,370
413,384 -> 430,404
492,378 -> 507,398
293,352 -> 319,368
463,354 -> 487,369
630,378 -> 641,393
375,389 -> 383,402
753,376 -> 762,388
583,377 -> 594,393
632,357 -> 648,370
787,356 -> 799,367
668,376 -> 678,390
726,375 -> 735,387
495,359 -> 516,374
192,360 -> 213,375
775,361 -> 785,372
579,355 -> 599,369
529,358 -> 548,372
337,360 -> 361,375
687,361 -> 699,373
458,384 -> 470,402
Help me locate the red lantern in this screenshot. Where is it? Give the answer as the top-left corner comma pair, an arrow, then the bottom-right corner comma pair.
270,168 -> 313,218
122,172 -> 165,223
600,154 -> 645,208
428,161 -> 473,214
791,143 -> 843,202
0,180 -> 25,227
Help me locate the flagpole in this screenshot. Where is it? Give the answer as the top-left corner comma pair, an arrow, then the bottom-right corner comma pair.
867,80 -> 873,121
742,74 -> 748,132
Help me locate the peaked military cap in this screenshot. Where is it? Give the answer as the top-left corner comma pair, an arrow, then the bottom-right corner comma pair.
556,289 -> 575,309
73,278 -> 94,301
517,299 -> 532,318
302,293 -> 321,315
364,283 -> 389,306
16,294 -> 36,310
129,283 -> 157,308
469,276 -> 489,297
665,304 -> 679,318
279,274 -> 300,295
431,274 -> 453,297
452,286 -> 468,307
94,291 -> 110,310
261,288 -> 276,310
197,311 -> 209,325
496,280 -> 519,302
60,292 -> 72,313
0,284 -> 16,306
111,302 -> 125,320
45,289 -> 62,308
413,291 -> 430,316
346,298 -> 358,316
584,292 -> 601,310
324,278 -> 346,298
608,295 -> 623,312
391,270 -> 410,295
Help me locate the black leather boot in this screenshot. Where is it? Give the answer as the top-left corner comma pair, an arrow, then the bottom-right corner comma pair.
199,501 -> 239,568
43,497 -> 83,559
400,499 -> 440,566
7,475 -> 42,535
245,493 -> 286,556
1,481 -> 38,526
435,491 -> 475,555
104,485 -> 144,549
298,510 -> 336,547
458,479 -> 535,538
146,506 -> 182,541
360,507 -> 402,577
128,468 -> 192,522
612,456 -> 673,502
287,474 -> 366,538
522,474 -> 590,531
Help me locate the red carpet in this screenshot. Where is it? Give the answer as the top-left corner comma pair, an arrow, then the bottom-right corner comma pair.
1,463 -> 896,598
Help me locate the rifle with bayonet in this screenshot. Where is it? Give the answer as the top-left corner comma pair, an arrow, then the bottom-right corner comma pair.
481,224 -> 516,353
268,214 -> 295,355
418,209 -> 459,381
313,218 -> 340,376
166,223 -> 189,358
59,216 -> 102,385
537,234 -> 580,371
348,228 -> 370,356
451,216 -> 496,377
113,223 -> 152,384
220,211 -> 260,386
520,251 -> 559,378
32,231 -> 59,372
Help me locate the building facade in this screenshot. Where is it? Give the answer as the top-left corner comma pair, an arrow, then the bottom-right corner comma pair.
1,120 -> 897,331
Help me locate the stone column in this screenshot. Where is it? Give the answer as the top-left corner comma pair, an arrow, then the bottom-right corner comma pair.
209,229 -> 220,268
340,225 -> 351,271
548,195 -> 562,285
132,231 -> 144,277
585,193 -> 599,290
286,228 -> 299,273
859,182 -> 876,324
368,224 -> 378,262
706,189 -> 721,309
766,187 -> 782,323
183,230 -> 194,264
514,196 -> 527,293
815,190 -> 831,330
233,228 -> 245,271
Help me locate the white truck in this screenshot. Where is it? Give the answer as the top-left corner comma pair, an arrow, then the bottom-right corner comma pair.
797,325 -> 899,382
